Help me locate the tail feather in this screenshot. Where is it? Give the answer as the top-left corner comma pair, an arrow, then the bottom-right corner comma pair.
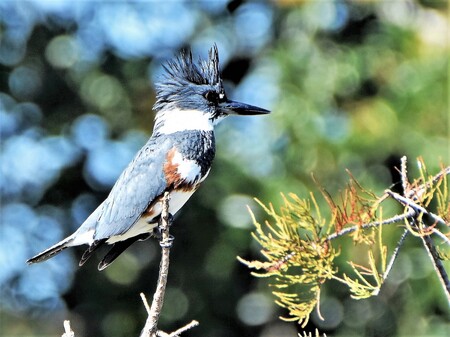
98,233 -> 150,270
26,237 -> 75,264
79,239 -> 107,267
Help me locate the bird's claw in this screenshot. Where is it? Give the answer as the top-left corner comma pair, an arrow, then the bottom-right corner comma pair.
166,213 -> 174,226
152,212 -> 174,244
153,226 -> 162,240
156,213 -> 174,227
159,235 -> 174,248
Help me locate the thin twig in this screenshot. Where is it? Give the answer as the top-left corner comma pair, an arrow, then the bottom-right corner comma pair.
159,320 -> 199,337
328,162 -> 450,242
140,292 -> 151,314
396,159 -> 450,305
140,192 -> 173,337
62,320 -> 75,337
381,229 -> 409,283
326,209 -> 415,241
411,218 -> 450,306
431,228 -> 450,246
405,165 -> 450,200
386,190 -> 447,226
400,156 -> 408,194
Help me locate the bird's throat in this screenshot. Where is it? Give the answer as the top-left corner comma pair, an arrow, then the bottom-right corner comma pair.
153,108 -> 215,135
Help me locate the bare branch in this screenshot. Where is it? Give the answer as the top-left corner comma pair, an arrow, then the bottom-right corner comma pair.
140,192 -> 173,337
431,228 -> 450,246
386,190 -> 447,226
411,218 -> 450,306
140,292 -> 151,315
389,159 -> 450,305
139,192 -> 198,337
62,320 -> 74,337
159,320 -> 199,337
400,156 -> 408,194
381,229 -> 408,285
405,164 -> 450,200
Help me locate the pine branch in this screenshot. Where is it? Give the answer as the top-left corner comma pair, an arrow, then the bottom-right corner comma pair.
326,210 -> 415,241
327,161 -> 450,241
391,157 -> 450,306
244,157 -> 450,325
240,193 -> 338,326
386,190 -> 447,226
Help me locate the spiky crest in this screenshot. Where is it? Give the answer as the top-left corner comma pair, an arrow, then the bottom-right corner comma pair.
153,45 -> 221,112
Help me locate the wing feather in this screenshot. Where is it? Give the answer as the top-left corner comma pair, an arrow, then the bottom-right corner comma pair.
93,136 -> 173,239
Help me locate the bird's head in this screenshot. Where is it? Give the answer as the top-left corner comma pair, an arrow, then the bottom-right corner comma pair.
152,45 -> 270,135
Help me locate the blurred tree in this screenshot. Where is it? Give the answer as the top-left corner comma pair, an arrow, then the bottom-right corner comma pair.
0,1 -> 448,337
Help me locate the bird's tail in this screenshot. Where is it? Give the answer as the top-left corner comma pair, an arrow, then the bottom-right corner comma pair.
26,236 -> 75,264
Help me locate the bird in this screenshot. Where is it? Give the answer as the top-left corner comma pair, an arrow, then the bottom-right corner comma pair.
27,45 -> 270,270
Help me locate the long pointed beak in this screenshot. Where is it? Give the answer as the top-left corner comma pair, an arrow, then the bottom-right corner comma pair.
220,100 -> 270,116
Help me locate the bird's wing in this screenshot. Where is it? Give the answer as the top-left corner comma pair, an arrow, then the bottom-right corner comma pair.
93,136 -> 173,240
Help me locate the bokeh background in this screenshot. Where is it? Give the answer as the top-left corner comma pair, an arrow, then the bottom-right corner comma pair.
0,1 -> 448,336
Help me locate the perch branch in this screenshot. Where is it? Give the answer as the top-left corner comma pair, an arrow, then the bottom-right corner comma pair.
140,192 -> 173,337
139,192 -> 199,337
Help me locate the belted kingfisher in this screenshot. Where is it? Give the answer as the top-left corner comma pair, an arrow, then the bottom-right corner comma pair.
27,45 -> 269,270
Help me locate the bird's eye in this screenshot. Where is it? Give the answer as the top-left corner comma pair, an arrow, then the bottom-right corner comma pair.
204,91 -> 219,104
204,91 -> 227,105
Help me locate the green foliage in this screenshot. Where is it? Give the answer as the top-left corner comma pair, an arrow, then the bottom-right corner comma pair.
339,247 -> 387,299
239,193 -> 338,326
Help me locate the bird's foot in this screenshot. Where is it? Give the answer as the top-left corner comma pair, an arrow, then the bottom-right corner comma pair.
152,226 -> 163,240
152,212 -> 174,241
166,213 -> 174,226
159,235 -> 174,248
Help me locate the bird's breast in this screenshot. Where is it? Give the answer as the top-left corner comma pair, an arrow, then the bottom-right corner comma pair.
103,138 -> 213,245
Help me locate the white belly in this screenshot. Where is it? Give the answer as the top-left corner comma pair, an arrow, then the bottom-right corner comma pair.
106,189 -> 195,244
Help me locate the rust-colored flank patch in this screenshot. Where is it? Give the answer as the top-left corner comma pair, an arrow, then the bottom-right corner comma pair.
163,148 -> 184,189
